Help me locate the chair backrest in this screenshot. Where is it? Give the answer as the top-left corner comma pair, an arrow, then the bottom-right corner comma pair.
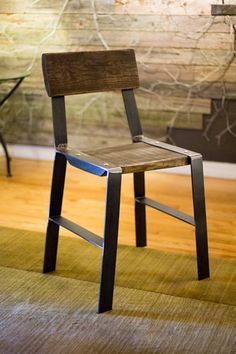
42,49 -> 139,97
42,49 -> 142,147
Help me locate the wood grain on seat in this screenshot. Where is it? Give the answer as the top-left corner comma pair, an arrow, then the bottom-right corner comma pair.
60,142 -> 189,174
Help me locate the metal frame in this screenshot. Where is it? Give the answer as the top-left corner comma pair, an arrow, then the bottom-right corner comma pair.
0,76 -> 26,177
43,152 -> 67,273
43,82 -> 209,314
43,151 -> 122,312
122,90 -> 209,280
43,96 -> 124,312
122,89 -> 147,248
98,171 -> 122,313
134,152 -> 209,279
191,156 -> 209,279
134,172 -> 147,247
0,133 -> 11,177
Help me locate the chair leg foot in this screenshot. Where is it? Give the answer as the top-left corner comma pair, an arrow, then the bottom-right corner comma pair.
134,172 -> 147,247
191,156 -> 210,280
97,303 -> 112,314
98,172 -> 122,313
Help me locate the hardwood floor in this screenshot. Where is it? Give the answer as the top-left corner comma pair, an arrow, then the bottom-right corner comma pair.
0,157 -> 235,259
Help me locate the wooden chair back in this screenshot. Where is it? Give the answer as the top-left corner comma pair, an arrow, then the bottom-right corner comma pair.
42,49 -> 139,97
42,49 -> 142,147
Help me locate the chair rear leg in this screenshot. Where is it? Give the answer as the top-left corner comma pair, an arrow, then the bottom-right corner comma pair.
43,152 -> 67,273
191,155 -> 210,280
134,172 -> 147,247
98,172 -> 122,313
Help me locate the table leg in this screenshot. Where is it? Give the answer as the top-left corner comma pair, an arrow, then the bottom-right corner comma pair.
0,133 -> 11,177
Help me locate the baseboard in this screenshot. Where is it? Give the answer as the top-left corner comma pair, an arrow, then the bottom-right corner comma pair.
158,162 -> 236,180
0,144 -> 55,161
1,144 -> 236,179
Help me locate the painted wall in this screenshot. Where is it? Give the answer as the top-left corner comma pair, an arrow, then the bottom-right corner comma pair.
0,0 -> 235,158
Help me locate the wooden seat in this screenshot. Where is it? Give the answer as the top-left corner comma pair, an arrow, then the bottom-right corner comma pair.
42,49 -> 210,313
59,142 -> 189,174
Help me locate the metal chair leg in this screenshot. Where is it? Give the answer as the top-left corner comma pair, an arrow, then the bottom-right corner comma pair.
191,155 -> 210,280
0,133 -> 11,177
43,152 -> 67,273
98,171 -> 122,313
134,172 -> 147,247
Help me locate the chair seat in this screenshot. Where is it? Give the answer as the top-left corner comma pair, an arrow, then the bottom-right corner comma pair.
60,142 -> 189,174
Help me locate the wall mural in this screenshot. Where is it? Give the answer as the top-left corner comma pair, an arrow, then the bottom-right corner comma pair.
0,0 -> 235,162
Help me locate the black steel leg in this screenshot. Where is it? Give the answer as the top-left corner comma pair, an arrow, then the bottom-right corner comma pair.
98,171 -> 122,313
191,155 -> 210,280
0,133 -> 11,177
134,172 -> 147,247
43,152 -> 67,273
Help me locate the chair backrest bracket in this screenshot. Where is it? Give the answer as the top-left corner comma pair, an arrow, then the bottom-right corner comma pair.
122,89 -> 143,139
51,96 -> 67,147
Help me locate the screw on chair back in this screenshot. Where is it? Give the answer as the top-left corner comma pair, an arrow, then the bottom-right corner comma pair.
42,49 -> 210,313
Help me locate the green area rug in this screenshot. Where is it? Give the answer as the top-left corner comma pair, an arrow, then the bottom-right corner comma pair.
0,266 -> 235,353
0,226 -> 235,306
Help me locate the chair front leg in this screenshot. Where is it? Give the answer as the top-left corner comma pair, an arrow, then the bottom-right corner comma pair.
191,155 -> 210,280
134,172 -> 147,247
98,171 -> 122,313
43,152 -> 67,273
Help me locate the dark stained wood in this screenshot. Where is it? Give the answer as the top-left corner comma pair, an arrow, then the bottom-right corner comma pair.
42,49 -> 139,97
211,5 -> 236,16
82,142 -> 188,174
169,99 -> 236,163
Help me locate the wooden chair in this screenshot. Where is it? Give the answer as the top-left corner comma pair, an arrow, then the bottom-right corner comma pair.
42,49 -> 210,313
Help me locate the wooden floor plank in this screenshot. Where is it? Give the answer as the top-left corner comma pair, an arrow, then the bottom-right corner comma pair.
0,158 -> 235,259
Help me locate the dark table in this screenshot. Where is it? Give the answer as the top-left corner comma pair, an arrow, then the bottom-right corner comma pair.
0,72 -> 30,176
